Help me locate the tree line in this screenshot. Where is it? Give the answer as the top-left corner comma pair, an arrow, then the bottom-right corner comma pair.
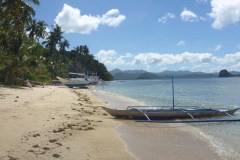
0,0 -> 113,85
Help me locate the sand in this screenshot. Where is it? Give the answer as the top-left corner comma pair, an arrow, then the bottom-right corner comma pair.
0,85 -> 222,160
0,86 -> 135,160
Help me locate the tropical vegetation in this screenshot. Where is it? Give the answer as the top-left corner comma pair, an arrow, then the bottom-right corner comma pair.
0,0 -> 113,85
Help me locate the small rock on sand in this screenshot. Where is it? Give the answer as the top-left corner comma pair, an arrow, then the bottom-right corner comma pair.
52,154 -> 60,158
49,139 -> 58,143
42,147 -> 50,150
32,144 -> 39,148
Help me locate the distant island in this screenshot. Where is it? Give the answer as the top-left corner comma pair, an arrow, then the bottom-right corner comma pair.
219,69 -> 240,77
110,69 -> 240,80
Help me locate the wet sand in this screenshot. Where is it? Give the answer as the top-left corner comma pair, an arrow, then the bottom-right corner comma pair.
93,90 -> 222,160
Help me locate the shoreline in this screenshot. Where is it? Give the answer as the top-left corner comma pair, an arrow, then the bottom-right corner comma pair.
0,85 -> 223,160
92,89 -> 222,160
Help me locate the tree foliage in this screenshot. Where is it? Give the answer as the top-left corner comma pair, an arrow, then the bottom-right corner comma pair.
0,0 -> 112,85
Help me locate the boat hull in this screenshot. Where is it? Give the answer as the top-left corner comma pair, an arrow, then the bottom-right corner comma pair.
102,107 -> 240,120
57,76 -> 90,88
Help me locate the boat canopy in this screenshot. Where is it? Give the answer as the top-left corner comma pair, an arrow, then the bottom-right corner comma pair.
68,72 -> 85,76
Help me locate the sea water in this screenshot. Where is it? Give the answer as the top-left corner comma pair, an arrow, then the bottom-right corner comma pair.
95,77 -> 240,159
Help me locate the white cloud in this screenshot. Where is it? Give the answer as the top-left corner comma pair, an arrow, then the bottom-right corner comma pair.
214,52 -> 240,64
177,40 -> 186,46
96,50 -> 135,69
229,62 -> 240,71
158,12 -> 175,24
45,26 -> 50,33
180,8 -> 198,22
101,9 -> 126,27
96,50 -> 118,61
209,0 -> 240,29
96,50 -> 240,72
134,52 -> 213,66
55,4 -> 126,34
213,44 -> 222,51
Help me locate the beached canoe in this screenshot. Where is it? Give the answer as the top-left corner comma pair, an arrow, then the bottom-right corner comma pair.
102,107 -> 240,120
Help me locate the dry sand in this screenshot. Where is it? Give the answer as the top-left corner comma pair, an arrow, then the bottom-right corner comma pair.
0,86 -> 135,160
0,85 -> 222,160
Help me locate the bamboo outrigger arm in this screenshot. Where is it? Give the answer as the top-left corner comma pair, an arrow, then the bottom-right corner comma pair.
132,108 -> 151,121
135,119 -> 240,123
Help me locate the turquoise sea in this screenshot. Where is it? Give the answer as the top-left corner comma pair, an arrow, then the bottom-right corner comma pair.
95,77 -> 240,159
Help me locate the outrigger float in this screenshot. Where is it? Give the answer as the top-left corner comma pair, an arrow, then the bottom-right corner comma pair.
102,78 -> 240,123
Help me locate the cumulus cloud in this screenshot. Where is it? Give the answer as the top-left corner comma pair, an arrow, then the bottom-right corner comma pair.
55,4 -> 126,34
177,40 -> 186,46
96,50 -> 135,69
209,0 -> 240,29
101,9 -> 126,27
95,50 -> 240,72
158,12 -> 175,24
214,52 -> 240,64
180,8 -> 198,22
96,50 -> 118,61
134,52 -> 213,66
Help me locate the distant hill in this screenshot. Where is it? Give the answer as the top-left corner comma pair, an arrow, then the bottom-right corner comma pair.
137,72 -> 159,79
230,71 -> 240,75
155,70 -> 216,78
110,69 -> 149,80
110,69 -> 218,80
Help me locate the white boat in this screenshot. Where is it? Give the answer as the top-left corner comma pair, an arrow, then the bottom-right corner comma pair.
86,72 -> 99,85
57,72 -> 90,88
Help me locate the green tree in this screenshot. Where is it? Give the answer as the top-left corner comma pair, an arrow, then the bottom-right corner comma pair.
67,45 -> 113,81
59,39 -> 70,53
1,0 -> 39,56
43,24 -> 63,54
27,19 -> 48,41
0,0 -> 51,85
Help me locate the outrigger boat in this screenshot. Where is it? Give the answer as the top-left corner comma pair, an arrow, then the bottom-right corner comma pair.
102,107 -> 240,122
57,72 -> 90,88
87,72 -> 100,85
102,78 -> 240,123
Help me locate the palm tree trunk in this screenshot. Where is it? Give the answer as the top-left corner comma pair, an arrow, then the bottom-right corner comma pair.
5,68 -> 16,85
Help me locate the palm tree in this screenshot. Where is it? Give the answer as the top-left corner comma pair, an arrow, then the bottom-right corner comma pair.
27,19 -> 48,41
52,24 -> 63,42
2,0 -> 39,31
59,39 -> 70,53
43,24 -> 63,54
36,20 -> 48,40
0,0 -> 40,85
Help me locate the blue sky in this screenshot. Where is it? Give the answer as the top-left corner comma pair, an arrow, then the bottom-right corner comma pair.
33,0 -> 240,73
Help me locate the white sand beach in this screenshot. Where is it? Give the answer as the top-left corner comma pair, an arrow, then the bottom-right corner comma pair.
0,86 -> 221,160
0,86 -> 134,160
